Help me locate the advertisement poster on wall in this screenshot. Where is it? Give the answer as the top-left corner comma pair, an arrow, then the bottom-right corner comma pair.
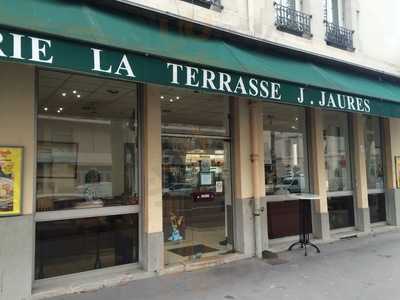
0,146 -> 23,216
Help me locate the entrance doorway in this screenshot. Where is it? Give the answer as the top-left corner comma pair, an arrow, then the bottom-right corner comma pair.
162,136 -> 232,265
158,86 -> 233,266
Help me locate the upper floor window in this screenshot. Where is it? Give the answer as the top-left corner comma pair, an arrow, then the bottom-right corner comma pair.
325,0 -> 354,51
274,0 -> 312,38
181,0 -> 223,10
283,0 -> 303,10
326,0 -> 344,26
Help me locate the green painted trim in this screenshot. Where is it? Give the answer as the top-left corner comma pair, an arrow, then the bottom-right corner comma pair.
0,26 -> 399,117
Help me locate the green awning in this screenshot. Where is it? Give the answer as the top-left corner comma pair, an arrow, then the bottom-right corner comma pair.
1,0 -> 400,117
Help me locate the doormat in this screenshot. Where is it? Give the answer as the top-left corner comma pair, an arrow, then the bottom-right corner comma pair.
168,244 -> 218,257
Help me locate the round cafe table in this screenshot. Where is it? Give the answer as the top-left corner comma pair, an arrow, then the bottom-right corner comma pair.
267,193 -> 320,256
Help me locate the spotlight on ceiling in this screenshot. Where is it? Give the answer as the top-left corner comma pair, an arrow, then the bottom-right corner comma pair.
107,89 -> 119,95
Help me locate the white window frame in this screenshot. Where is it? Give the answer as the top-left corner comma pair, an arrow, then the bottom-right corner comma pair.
326,0 -> 344,26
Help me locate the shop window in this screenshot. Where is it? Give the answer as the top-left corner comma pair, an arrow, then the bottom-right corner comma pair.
263,103 -> 310,239
364,116 -> 386,223
263,103 -> 309,196
36,70 -> 139,211
35,214 -> 139,279
35,69 -> 140,279
323,111 -> 355,229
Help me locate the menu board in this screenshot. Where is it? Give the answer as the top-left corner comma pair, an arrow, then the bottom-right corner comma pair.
0,146 -> 23,216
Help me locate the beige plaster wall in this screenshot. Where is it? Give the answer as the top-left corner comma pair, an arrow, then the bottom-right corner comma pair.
389,118 -> 400,189
143,84 -> 163,233
352,114 -> 368,208
0,62 -> 35,215
232,99 -> 254,199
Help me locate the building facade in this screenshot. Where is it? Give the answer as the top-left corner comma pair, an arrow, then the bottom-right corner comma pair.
1,1 -> 400,299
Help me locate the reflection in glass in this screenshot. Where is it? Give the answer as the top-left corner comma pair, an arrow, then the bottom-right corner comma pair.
263,103 -> 309,195
36,70 -> 139,211
364,117 -> 384,190
364,116 -> 386,222
262,103 -> 310,239
328,196 -> 355,229
368,193 -> 386,223
35,214 -> 139,279
162,137 -> 232,265
323,111 -> 352,192
323,111 -> 354,229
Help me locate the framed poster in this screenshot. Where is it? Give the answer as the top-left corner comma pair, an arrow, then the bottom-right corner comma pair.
0,146 -> 23,216
396,156 -> 400,189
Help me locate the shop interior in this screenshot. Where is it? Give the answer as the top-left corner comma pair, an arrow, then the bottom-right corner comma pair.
160,86 -> 233,265
35,70 -> 139,279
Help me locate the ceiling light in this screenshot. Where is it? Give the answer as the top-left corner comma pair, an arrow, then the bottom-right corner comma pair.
169,99 -> 174,103
59,107 -> 63,111
43,107 -> 48,111
77,94 -> 81,98
72,90 -> 77,94
160,95 -> 165,99
107,89 -> 119,95
176,96 -> 180,100
57,110 -> 61,114
61,92 -> 67,97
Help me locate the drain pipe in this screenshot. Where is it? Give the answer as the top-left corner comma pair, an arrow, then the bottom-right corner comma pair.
249,101 -> 263,258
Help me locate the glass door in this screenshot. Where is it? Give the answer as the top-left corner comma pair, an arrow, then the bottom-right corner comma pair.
162,136 -> 233,265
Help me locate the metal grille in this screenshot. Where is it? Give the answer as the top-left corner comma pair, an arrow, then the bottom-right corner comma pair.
274,3 -> 312,37
325,21 -> 354,51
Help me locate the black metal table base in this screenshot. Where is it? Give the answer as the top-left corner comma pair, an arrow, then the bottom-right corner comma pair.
288,199 -> 321,256
288,236 -> 320,256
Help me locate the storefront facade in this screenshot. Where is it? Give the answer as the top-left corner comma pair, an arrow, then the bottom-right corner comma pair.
2,1 -> 400,299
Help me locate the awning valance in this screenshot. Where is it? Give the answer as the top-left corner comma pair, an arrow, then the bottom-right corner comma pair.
1,0 -> 400,117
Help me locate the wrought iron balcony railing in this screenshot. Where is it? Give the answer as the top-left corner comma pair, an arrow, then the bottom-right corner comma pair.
325,21 -> 354,51
274,3 -> 312,38
181,0 -> 222,10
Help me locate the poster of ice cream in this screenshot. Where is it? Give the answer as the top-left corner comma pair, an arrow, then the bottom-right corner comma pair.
0,147 -> 23,216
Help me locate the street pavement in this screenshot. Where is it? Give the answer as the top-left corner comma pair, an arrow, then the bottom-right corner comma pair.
50,229 -> 400,300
